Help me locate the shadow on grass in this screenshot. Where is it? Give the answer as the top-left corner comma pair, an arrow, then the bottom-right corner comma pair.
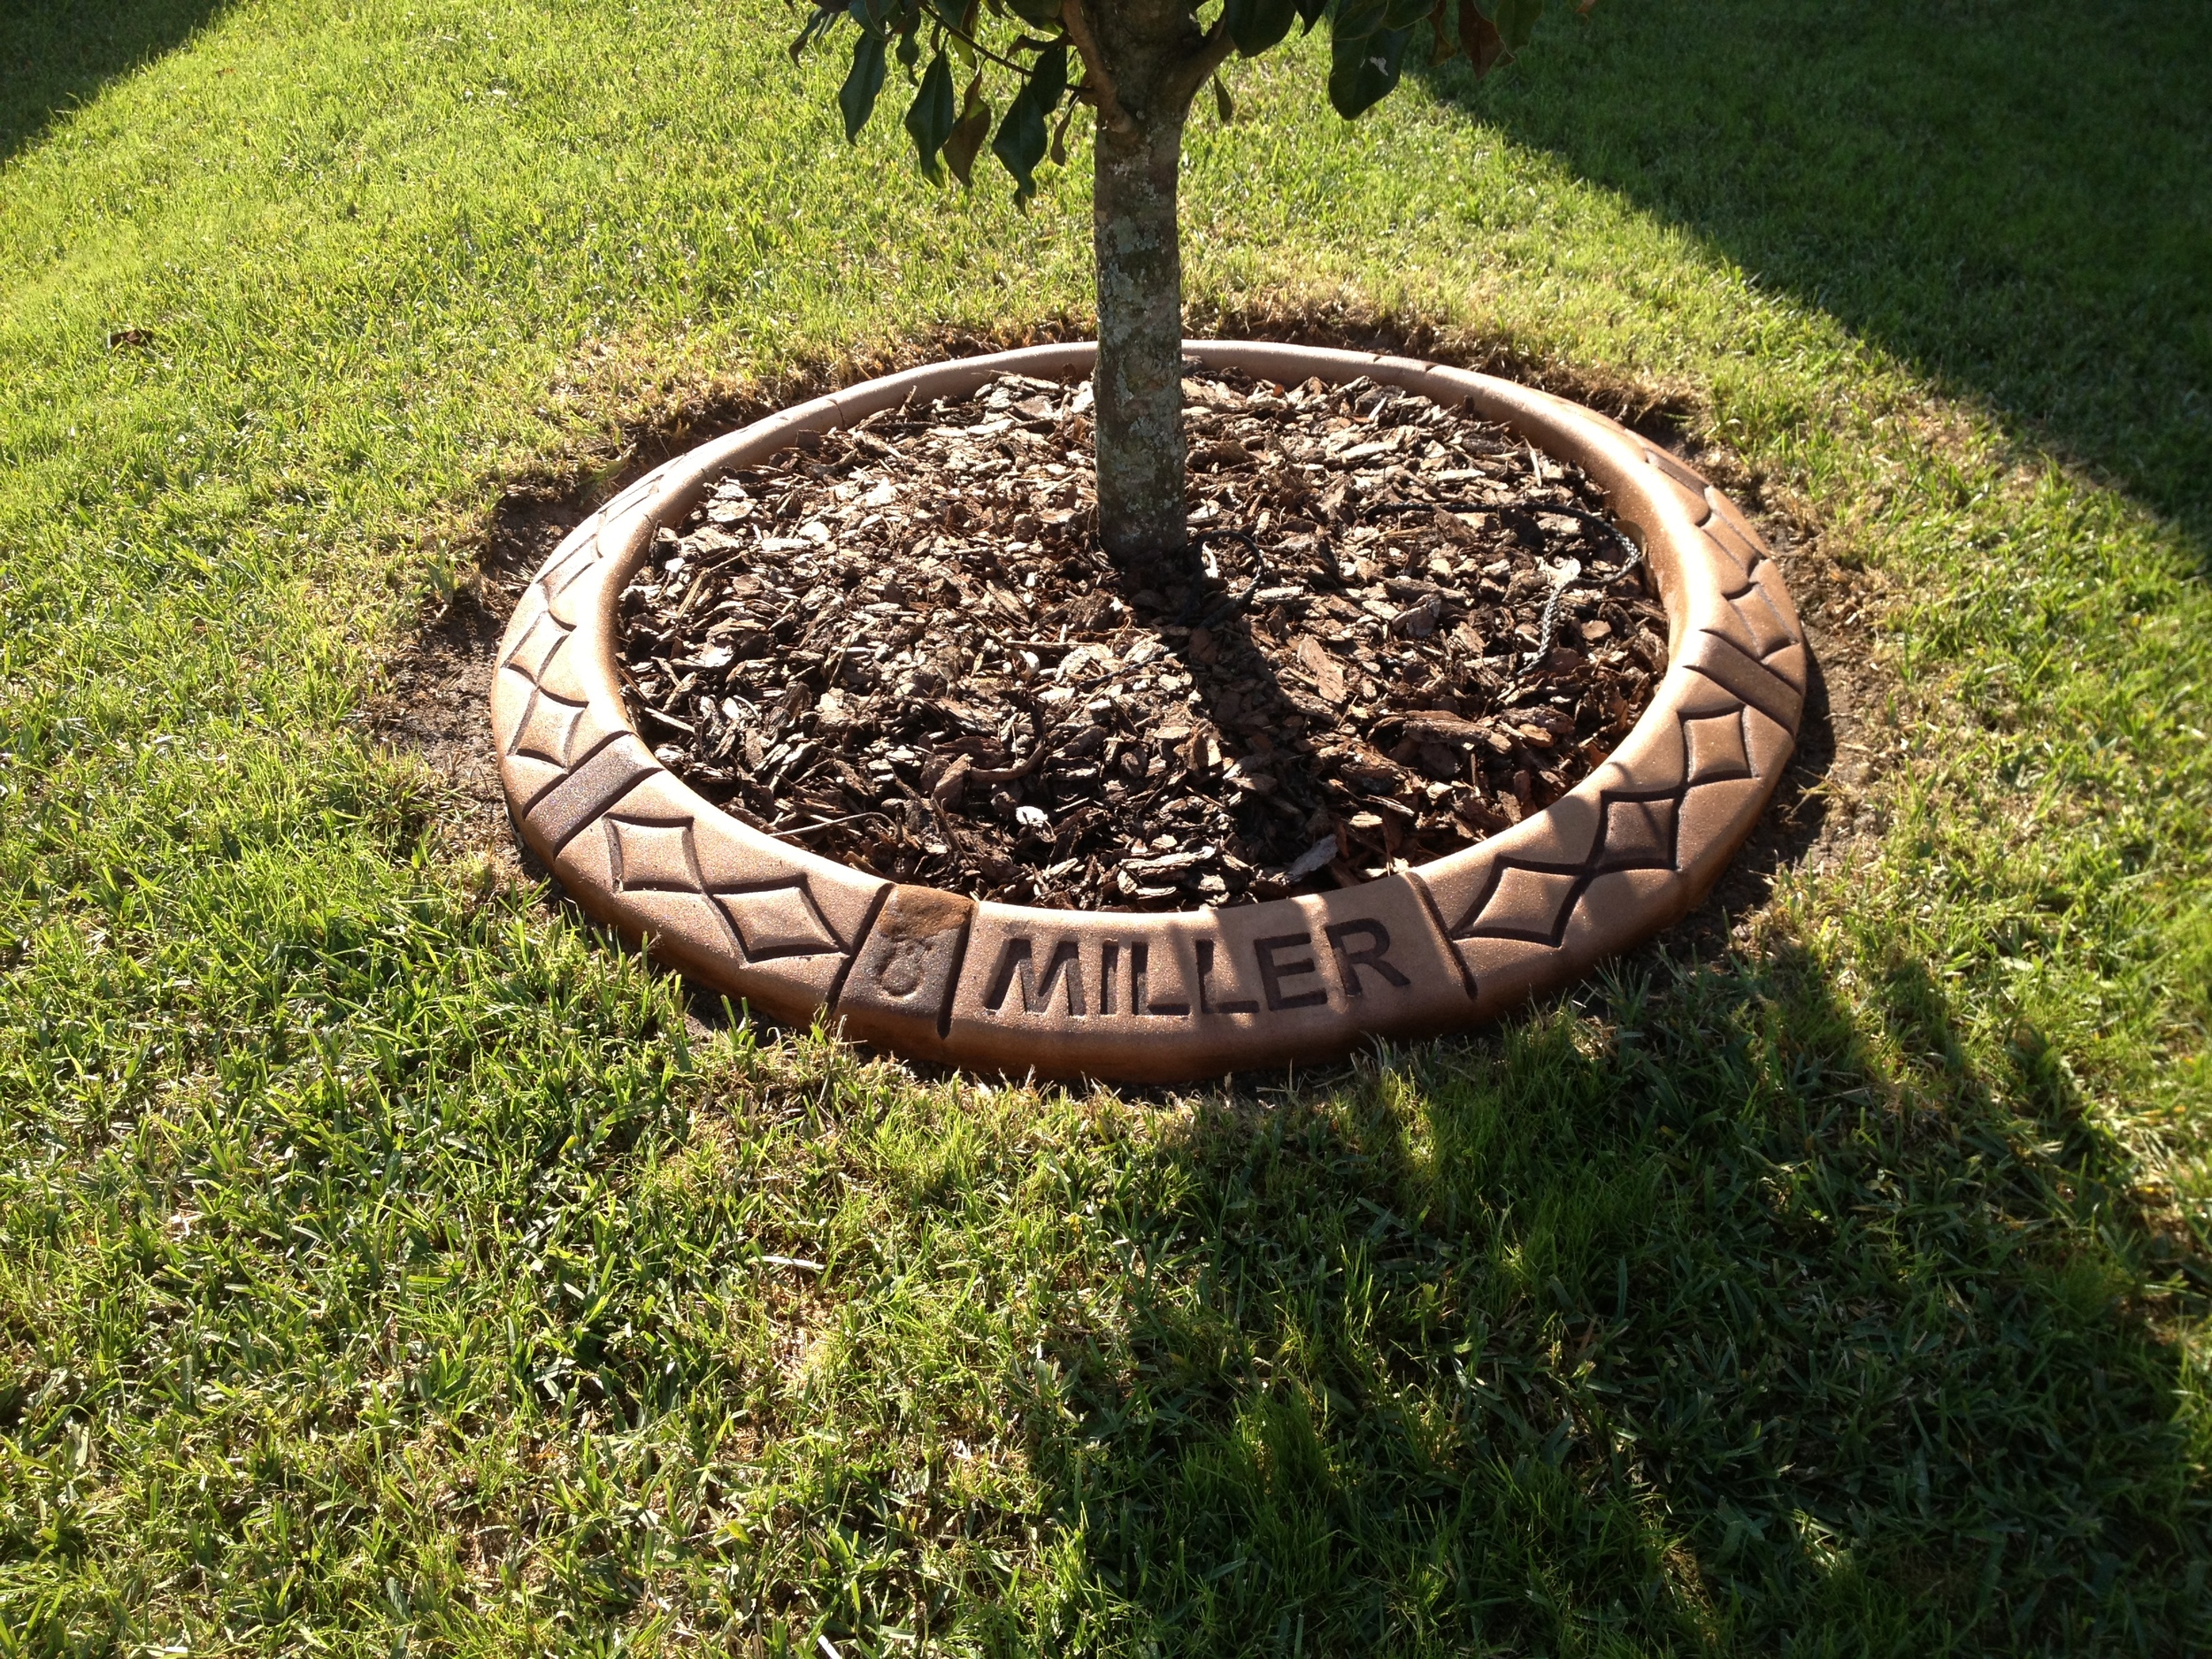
374,318 -> 2200,1652
1419,0 -> 2212,566
1020,950 -> 2209,1653
0,0 -> 229,168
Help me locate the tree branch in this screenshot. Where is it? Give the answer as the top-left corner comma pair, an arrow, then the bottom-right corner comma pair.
1061,0 -> 1137,138
1164,18 -> 1239,113
920,4 -> 1033,77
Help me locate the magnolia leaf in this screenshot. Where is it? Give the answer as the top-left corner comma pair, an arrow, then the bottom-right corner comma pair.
1428,0 -> 1454,64
1029,40 -> 1069,111
1327,0 -> 1413,118
992,81 -> 1049,206
1330,0 -> 1384,47
1328,29 -> 1411,116
904,49 -> 956,180
1458,0 -> 1503,74
1495,0 -> 1544,50
788,2 -> 843,64
1381,0 -> 1433,28
1005,0 -> 1063,22
1212,71 -> 1235,123
1223,0 -> 1301,56
944,73 -> 991,186
839,27 -> 888,142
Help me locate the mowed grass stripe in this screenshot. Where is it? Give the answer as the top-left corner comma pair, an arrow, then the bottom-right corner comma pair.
1,0 -> 2207,1653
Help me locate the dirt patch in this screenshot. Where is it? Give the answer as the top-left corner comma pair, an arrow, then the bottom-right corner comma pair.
365,496 -> 572,880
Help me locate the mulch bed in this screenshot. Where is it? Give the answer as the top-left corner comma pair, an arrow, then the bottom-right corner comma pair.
618,365 -> 1666,910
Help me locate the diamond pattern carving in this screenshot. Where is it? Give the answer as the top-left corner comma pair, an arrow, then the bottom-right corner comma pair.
599,818 -> 848,962
1725,585 -> 1798,661
1595,796 -> 1675,872
1683,710 -> 1753,785
506,611 -> 573,682
1455,629 -> 1782,952
608,817 -> 703,892
718,882 -> 841,961
508,688 -> 589,768
535,531 -> 604,606
1466,865 -> 1584,943
1698,516 -> 1761,595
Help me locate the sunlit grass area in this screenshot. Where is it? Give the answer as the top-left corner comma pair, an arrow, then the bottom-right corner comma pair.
2,1 -> 2207,1652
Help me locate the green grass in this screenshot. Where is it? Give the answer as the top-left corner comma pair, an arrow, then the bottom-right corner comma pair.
2,0 -> 2208,1653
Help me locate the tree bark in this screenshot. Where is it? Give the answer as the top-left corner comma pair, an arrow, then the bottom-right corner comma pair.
1079,0 -> 1224,559
1093,111 -> 1188,559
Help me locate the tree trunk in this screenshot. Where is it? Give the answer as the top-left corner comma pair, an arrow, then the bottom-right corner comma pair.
1081,0 -> 1213,559
1093,111 -> 1187,559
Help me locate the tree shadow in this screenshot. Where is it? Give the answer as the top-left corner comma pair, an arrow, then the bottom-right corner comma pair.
1018,947 -> 2210,1652
0,0 -> 232,169
1415,0 -> 2212,569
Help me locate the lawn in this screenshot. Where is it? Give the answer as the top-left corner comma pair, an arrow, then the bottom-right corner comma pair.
2,0 -> 2208,1653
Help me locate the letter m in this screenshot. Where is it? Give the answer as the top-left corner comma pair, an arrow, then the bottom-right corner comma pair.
982,937 -> 1087,1016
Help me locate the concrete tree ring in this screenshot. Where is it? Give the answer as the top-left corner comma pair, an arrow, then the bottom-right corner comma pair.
490,342 -> 1805,1082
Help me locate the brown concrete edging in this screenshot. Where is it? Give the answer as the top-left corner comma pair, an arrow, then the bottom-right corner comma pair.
489,341 -> 1805,1082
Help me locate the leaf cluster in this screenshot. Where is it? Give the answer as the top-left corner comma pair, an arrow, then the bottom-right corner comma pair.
790,0 -> 1590,204
791,0 -> 1078,206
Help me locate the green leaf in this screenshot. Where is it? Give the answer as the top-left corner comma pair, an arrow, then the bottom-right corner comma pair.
991,46 -> 1066,210
1223,0 -> 1302,56
943,73 -> 991,187
1029,41 -> 1068,112
1381,0 -> 1432,29
839,27 -> 888,142
1328,32 -> 1413,116
1328,0 -> 1412,117
1004,0 -> 1064,23
903,50 -> 956,180
788,2 -> 843,64
1494,0 -> 1543,49
1331,0 -> 1387,40
991,86 -> 1049,208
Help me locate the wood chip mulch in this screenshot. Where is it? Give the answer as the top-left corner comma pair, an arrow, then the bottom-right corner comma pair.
618,366 -> 1668,910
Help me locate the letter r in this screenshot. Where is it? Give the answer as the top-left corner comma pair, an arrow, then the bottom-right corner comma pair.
1324,918 -> 1409,996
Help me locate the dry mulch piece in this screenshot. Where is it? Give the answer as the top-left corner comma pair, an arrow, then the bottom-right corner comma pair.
618,365 -> 1667,910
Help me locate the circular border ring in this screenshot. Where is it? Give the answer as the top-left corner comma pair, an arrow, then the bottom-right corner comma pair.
490,342 -> 1804,1082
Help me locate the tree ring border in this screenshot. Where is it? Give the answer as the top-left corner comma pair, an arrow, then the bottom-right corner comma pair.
489,341 -> 1805,1082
